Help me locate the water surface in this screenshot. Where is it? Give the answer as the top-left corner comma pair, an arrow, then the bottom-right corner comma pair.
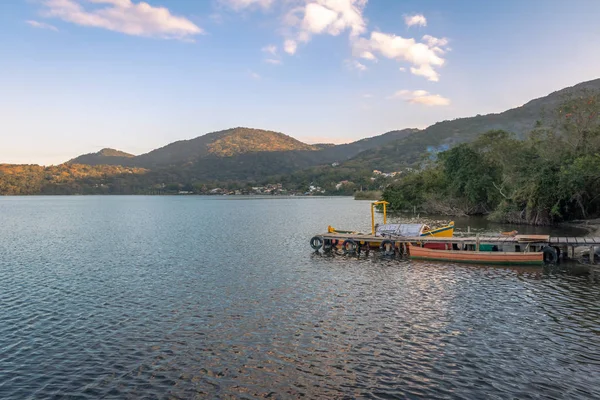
1,196 -> 599,398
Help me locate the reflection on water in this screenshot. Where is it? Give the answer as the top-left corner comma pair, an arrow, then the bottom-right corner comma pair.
0,196 -> 599,398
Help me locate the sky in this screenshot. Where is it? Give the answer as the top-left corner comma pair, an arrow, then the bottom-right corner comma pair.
1,0 -> 599,165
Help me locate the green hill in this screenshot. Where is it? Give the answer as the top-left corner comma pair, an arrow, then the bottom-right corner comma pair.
348,79 -> 600,171
68,148 -> 134,165
64,127 -> 418,181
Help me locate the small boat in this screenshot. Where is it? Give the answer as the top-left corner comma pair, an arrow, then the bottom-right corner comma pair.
409,245 -> 544,265
407,235 -> 556,265
325,201 -> 454,248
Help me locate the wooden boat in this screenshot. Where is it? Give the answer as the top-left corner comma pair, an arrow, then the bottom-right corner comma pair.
409,245 -> 544,265
327,201 -> 455,248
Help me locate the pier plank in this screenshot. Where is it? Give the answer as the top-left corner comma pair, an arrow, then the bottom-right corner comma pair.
317,233 -> 596,246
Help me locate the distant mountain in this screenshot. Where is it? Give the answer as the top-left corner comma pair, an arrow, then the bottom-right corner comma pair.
132,127 -> 318,168
68,148 -> 134,166
66,127 -> 419,181
348,78 -> 600,171
316,129 -> 419,162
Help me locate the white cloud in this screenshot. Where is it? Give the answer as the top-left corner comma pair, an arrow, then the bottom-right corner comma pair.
346,59 -> 367,71
284,39 -> 297,54
40,0 -> 202,40
410,94 -> 450,106
422,34 -> 448,48
359,50 -> 376,61
363,93 -> 373,98
261,44 -> 277,55
218,0 -> 273,11
404,14 -> 426,27
218,0 -> 451,81
410,64 -> 439,81
399,67 -> 406,72
262,44 -> 281,64
352,31 -> 448,81
388,89 -> 450,106
26,20 -> 59,31
284,0 -> 367,49
249,71 -> 261,79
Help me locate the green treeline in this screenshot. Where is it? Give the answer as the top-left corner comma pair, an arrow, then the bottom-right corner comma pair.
383,91 -> 600,225
0,164 -> 149,195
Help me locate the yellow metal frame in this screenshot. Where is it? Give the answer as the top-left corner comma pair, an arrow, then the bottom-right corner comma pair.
371,201 -> 389,235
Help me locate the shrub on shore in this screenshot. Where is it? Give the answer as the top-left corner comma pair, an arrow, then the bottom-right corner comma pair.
354,190 -> 382,200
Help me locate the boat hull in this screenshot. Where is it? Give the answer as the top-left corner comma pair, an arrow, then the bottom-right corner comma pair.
409,245 -> 543,265
421,225 -> 454,238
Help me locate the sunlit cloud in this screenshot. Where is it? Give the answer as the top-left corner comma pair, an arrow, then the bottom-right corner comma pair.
353,32 -> 449,81
283,39 -> 297,54
218,1 -> 450,81
261,44 -> 277,55
40,0 -> 203,40
346,59 -> 367,71
388,89 -> 450,106
404,14 -> 426,27
283,0 -> 367,51
26,20 -> 59,31
218,0 -> 273,11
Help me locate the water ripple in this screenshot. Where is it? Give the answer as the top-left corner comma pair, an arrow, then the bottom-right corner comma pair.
1,196 -> 600,399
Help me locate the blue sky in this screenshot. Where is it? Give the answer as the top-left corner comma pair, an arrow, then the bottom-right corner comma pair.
1,0 -> 599,165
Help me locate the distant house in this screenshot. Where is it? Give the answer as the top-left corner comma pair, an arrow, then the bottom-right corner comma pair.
308,185 -> 325,194
210,188 -> 223,194
332,162 -> 340,167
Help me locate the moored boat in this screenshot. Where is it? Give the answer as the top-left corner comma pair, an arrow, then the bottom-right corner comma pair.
408,245 -> 544,265
326,201 -> 454,248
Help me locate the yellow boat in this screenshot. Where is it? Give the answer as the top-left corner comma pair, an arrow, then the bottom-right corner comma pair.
327,201 -> 454,247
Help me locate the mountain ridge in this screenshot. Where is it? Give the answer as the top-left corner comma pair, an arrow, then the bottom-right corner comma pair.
346,78 -> 600,171
62,78 -> 600,185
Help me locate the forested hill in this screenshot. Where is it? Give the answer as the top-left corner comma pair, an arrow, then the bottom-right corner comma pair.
68,148 -> 134,166
62,127 -> 419,181
347,78 -> 600,171
314,129 -> 419,162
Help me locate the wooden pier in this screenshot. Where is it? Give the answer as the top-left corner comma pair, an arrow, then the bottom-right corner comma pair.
319,232 -> 600,245
313,232 -> 600,263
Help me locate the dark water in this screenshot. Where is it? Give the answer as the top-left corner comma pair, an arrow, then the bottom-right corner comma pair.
1,196 -> 599,399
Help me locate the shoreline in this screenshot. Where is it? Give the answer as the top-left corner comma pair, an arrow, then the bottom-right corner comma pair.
562,218 -> 600,237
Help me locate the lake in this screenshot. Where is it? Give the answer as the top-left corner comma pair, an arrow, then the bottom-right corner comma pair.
1,196 -> 599,398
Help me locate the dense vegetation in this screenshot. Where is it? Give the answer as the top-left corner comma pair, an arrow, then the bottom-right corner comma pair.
0,164 -> 147,195
354,191 -> 382,200
67,148 -> 134,165
383,90 -> 600,225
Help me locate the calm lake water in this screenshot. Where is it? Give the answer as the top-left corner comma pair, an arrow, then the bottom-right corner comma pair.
1,196 -> 600,399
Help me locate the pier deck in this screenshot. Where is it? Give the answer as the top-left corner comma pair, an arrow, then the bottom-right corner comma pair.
318,233 -> 600,246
